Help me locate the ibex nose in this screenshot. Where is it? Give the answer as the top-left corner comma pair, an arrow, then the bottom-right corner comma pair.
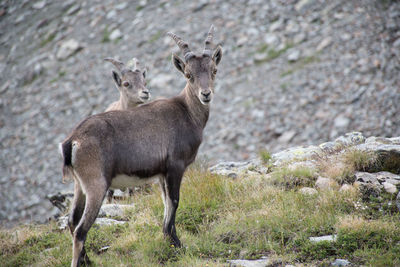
142,89 -> 149,95
201,91 -> 211,98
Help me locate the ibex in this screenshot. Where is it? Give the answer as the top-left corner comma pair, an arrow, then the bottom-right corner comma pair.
60,25 -> 222,266
104,57 -> 150,202
104,57 -> 149,112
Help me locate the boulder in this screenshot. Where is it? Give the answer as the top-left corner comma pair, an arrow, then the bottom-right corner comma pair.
315,177 -> 338,191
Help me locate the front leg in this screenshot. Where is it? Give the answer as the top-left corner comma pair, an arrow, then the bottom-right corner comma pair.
162,166 -> 184,247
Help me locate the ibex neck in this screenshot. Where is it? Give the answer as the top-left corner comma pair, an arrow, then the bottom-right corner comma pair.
180,84 -> 209,129
119,93 -> 140,109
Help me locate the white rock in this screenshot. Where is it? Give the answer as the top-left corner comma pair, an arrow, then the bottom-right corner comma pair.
383,182 -> 397,194
317,37 -> 332,51
309,234 -> 337,243
56,39 -> 81,60
332,259 -> 350,266
98,204 -> 133,218
334,115 -> 350,128
295,0 -> 314,12
95,218 -> 127,226
109,29 -> 122,41
315,177 -> 338,190
287,50 -> 300,62
264,33 -> 279,47
278,130 -> 297,143
299,187 -> 318,196
32,0 -> 46,9
339,184 -> 355,193
228,257 -> 270,267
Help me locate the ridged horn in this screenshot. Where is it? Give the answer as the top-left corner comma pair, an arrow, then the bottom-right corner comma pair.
203,24 -> 214,53
104,58 -> 125,72
167,32 -> 191,57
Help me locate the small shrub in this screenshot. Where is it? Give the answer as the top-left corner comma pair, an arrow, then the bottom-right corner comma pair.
259,150 -> 272,164
270,166 -> 317,189
343,149 -> 379,172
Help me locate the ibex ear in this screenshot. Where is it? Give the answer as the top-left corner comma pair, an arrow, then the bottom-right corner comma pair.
112,71 -> 122,87
142,68 -> 147,79
212,45 -> 222,65
172,54 -> 185,74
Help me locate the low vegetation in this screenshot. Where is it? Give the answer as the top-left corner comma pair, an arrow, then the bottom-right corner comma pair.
1,162 -> 399,266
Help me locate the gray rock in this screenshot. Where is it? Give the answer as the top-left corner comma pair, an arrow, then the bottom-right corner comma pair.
56,39 -> 82,60
287,50 -> 300,62
317,37 -> 332,51
228,257 -> 270,267
339,184 -> 355,193
315,177 -> 338,190
32,0 -> 46,9
94,218 -> 127,226
332,259 -> 350,266
109,29 -> 122,41
264,33 -> 280,47
355,172 -> 379,185
309,234 -> 337,243
98,204 -> 133,218
334,115 -> 350,128
383,182 -> 397,194
295,0 -> 314,12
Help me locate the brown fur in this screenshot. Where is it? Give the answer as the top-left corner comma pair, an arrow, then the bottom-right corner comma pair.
61,26 -> 222,266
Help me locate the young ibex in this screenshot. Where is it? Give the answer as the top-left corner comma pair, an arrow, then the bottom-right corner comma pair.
104,57 -> 150,111
61,25 -> 222,266
104,57 -> 150,202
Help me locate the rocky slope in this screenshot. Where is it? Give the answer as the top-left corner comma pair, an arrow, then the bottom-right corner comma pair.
0,0 -> 399,226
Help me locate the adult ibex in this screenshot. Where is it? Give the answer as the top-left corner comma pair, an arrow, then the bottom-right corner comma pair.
104,57 -> 150,202
60,25 -> 222,266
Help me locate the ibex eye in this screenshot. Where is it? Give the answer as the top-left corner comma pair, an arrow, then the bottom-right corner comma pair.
123,81 -> 130,87
185,73 -> 191,79
213,69 -> 217,75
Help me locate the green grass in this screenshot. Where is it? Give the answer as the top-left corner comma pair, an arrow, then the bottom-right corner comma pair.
1,164 -> 399,266
254,43 -> 294,65
259,150 -> 272,164
280,55 -> 320,77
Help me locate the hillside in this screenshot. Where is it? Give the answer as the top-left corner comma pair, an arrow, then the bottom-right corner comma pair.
0,0 -> 399,229
1,132 -> 400,266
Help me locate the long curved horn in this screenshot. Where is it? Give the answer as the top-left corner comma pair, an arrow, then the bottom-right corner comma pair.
104,58 -> 125,72
167,32 -> 191,57
203,24 -> 214,53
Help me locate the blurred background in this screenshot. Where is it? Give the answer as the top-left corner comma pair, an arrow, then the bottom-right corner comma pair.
0,0 -> 399,226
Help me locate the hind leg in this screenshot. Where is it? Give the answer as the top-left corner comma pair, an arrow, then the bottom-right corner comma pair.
68,181 -> 86,236
71,177 -> 108,267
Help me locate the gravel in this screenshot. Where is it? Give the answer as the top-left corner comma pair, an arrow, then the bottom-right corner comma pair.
0,0 -> 399,227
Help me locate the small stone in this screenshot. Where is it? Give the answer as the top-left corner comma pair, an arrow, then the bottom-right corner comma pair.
393,38 -> 400,48
295,0 -> 314,12
334,115 -> 350,128
264,33 -> 279,47
32,0 -> 46,9
287,50 -> 300,62
56,39 -> 82,60
339,184 -> 355,193
317,37 -> 332,51
228,257 -> 270,267
278,130 -> 297,143
299,187 -> 318,196
383,182 -> 397,194
236,35 -> 248,47
332,259 -> 350,266
95,218 -> 127,226
115,2 -> 128,10
106,9 -> 117,20
253,53 -> 269,63
66,4 -> 81,16
98,204 -> 133,218
315,177 -> 338,191
109,29 -> 122,41
309,234 -> 337,243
